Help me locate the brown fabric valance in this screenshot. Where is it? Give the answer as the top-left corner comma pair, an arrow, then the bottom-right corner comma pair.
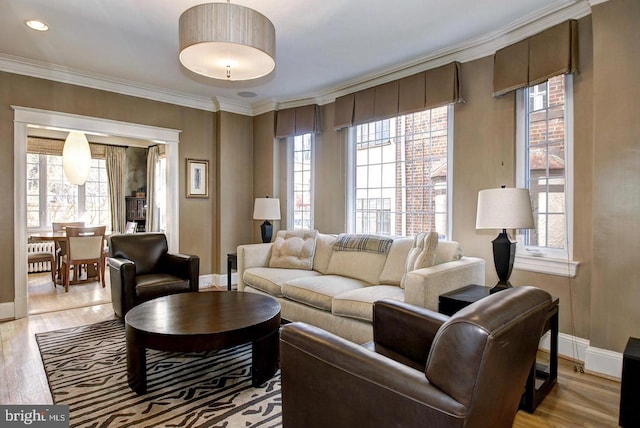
275,104 -> 321,138
334,61 -> 462,129
493,20 -> 578,97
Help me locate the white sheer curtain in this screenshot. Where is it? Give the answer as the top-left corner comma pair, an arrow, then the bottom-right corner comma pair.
106,146 -> 127,233
145,146 -> 159,232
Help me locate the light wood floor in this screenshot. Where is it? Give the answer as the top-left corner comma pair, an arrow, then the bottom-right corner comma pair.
1,277 -> 622,426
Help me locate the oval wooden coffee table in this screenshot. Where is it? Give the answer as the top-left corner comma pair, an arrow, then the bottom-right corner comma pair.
124,291 -> 281,394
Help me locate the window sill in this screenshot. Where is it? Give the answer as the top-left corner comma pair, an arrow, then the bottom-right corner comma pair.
514,254 -> 580,278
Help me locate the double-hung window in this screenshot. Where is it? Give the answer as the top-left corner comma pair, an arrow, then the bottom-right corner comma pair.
348,105 -> 452,238
288,133 -> 313,230
515,74 -> 578,276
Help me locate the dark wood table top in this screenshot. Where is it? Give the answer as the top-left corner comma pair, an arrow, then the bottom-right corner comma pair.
125,291 -> 281,352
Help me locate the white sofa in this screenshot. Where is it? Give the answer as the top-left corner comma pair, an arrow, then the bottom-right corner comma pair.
237,231 -> 485,344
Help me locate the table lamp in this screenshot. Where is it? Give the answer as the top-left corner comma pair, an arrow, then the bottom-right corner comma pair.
253,197 -> 281,243
476,186 -> 534,293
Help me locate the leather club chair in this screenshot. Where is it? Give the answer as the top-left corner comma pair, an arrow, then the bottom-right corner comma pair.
107,233 -> 200,318
280,286 -> 552,428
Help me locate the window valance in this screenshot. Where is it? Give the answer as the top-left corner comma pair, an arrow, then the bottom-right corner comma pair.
334,61 -> 462,130
27,137 -> 107,159
493,20 -> 578,97
275,104 -> 321,138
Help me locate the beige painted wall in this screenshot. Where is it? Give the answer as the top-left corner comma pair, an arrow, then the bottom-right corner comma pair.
589,0 -> 640,352
0,72 -> 216,304
252,111 -> 282,243
216,111 -> 253,272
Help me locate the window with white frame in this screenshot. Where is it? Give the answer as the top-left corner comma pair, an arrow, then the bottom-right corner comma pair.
349,106 -> 451,238
27,154 -> 111,230
289,133 -> 313,230
516,74 -> 578,276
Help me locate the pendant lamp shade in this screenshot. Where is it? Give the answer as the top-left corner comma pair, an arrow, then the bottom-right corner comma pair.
62,131 -> 91,185
179,2 -> 276,81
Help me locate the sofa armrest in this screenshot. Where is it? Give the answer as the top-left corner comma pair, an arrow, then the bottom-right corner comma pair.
162,253 -> 200,291
237,243 -> 273,291
280,322 -> 465,428
403,257 -> 486,311
370,299 -> 449,369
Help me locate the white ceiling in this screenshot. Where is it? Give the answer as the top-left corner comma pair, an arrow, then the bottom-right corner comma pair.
0,0 -> 590,115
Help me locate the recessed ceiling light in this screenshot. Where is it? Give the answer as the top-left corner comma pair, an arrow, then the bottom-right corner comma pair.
25,20 -> 49,31
237,91 -> 257,98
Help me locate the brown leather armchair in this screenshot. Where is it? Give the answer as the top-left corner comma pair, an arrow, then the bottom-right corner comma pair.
280,286 -> 552,428
107,233 -> 199,318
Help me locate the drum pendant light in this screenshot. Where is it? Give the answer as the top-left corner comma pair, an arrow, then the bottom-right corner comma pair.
179,1 -> 276,81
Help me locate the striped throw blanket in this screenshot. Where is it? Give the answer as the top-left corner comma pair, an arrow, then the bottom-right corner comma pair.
333,234 -> 394,254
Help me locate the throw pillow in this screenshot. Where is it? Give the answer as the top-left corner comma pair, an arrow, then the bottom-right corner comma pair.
269,230 -> 318,270
404,231 -> 439,272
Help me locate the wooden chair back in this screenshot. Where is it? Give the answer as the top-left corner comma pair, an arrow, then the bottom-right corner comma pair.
62,225 -> 107,291
52,221 -> 85,232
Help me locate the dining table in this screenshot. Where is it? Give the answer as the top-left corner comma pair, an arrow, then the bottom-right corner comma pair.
29,230 -> 112,285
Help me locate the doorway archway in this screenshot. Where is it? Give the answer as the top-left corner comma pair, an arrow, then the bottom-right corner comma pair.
13,106 -> 181,318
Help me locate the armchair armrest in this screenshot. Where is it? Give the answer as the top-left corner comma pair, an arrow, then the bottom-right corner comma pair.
106,256 -> 136,318
162,253 -> 200,291
403,257 -> 486,311
280,322 -> 465,428
237,243 -> 273,291
369,299 -> 449,369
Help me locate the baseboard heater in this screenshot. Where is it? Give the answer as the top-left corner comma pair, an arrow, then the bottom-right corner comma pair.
27,241 -> 55,272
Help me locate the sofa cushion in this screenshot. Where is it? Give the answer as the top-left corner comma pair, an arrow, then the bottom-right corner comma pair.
405,231 -> 439,272
378,237 -> 413,286
313,233 -> 337,274
327,250 -> 388,285
332,285 -> 405,322
282,275 -> 366,311
435,240 -> 463,264
269,229 -> 318,270
243,267 -> 321,297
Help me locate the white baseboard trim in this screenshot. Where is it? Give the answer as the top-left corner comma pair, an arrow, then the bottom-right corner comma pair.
0,301 -> 15,321
540,331 -> 622,380
198,274 -> 216,289
585,345 -> 623,379
199,273 -> 237,289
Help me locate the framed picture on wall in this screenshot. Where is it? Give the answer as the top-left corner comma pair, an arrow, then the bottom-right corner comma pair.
186,158 -> 209,198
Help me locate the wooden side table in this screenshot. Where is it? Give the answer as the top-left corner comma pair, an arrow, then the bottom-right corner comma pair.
439,284 -> 559,413
227,252 -> 237,291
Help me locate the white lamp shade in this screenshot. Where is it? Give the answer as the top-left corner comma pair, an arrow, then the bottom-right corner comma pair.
253,198 -> 281,220
476,187 -> 534,230
62,131 -> 91,185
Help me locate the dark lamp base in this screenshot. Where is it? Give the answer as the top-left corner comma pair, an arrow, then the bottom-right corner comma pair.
490,281 -> 513,294
260,220 -> 273,243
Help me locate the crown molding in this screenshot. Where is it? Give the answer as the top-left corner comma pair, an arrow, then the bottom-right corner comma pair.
0,53 -> 217,112
0,0 -> 592,116
213,97 -> 254,116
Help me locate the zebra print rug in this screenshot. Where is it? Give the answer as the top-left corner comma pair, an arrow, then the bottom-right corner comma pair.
36,320 -> 282,427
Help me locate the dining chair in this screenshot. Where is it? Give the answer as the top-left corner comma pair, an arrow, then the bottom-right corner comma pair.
61,225 -> 106,292
52,221 -> 85,274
